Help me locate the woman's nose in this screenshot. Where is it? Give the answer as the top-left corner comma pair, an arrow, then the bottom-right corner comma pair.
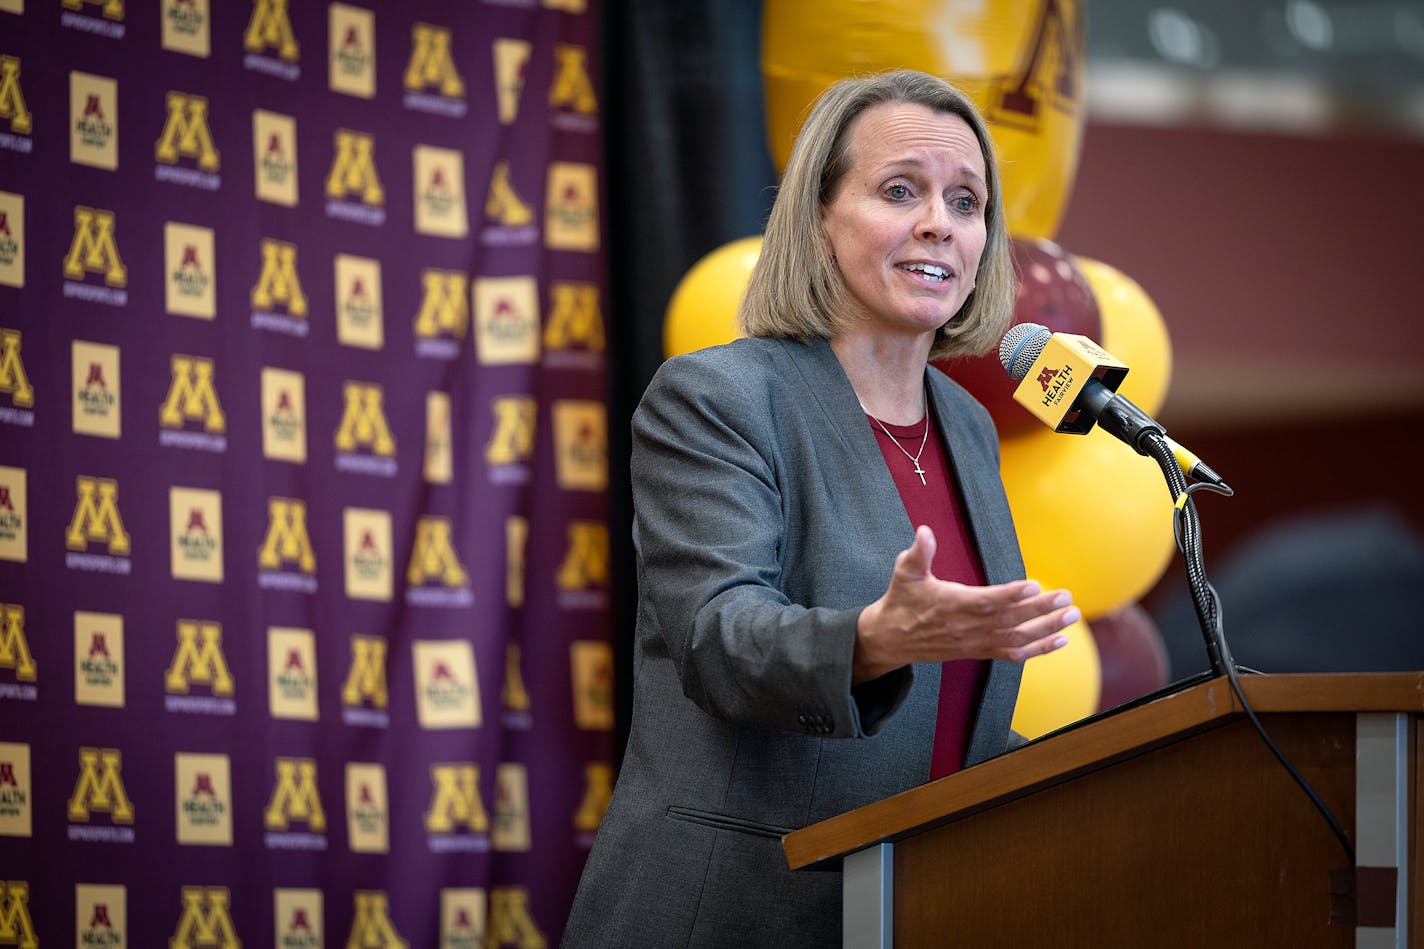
918,200 -> 952,242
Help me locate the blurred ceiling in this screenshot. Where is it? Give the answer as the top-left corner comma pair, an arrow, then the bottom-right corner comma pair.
1084,1 -> 1424,135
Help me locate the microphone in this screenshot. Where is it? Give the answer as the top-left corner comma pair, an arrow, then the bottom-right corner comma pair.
998,323 -> 1227,488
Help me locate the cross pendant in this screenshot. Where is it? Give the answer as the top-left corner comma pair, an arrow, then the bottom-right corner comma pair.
913,461 -> 926,485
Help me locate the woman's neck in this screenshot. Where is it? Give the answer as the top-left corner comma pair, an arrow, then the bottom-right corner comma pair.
830,329 -> 933,425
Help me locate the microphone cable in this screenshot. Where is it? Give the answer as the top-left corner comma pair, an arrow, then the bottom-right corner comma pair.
1144,435 -> 1356,868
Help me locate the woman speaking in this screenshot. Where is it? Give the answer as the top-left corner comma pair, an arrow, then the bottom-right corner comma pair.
563,69 -> 1079,949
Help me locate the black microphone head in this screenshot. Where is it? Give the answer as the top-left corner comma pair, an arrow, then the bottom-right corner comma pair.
999,323 -> 1051,381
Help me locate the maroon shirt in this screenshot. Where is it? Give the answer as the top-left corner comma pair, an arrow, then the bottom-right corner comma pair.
866,407 -> 990,779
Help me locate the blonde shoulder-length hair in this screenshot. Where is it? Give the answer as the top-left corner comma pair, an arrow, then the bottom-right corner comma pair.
738,70 -> 1013,361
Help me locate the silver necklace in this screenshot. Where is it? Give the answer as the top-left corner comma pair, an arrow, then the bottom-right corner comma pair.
865,389 -> 930,485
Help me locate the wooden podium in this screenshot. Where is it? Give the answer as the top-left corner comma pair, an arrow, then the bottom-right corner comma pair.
783,673 -> 1420,948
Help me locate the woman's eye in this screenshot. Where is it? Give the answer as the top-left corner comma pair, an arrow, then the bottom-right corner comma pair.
954,194 -> 980,212
886,184 -> 909,200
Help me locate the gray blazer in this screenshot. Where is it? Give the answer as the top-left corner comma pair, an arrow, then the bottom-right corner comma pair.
562,337 -> 1027,949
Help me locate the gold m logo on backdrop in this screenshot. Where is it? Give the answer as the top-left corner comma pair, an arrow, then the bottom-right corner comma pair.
65,476 -> 130,555
159,355 -> 226,433
258,497 -> 316,573
165,620 -> 235,695
348,892 -> 408,949
575,763 -> 613,832
342,636 -> 388,708
549,44 -> 596,113
63,207 -> 127,287
0,57 -> 31,136
155,92 -> 220,170
171,887 -> 240,949
251,238 -> 308,316
245,0 -> 298,59
557,522 -> 609,590
264,757 -> 326,831
0,604 -> 35,682
335,382 -> 396,455
485,162 -> 533,226
326,130 -> 384,204
407,517 -> 468,587
544,282 -> 604,352
67,747 -> 134,823
63,0 -> 124,18
0,881 -> 37,949
487,889 -> 548,949
989,0 -> 1081,127
0,330 -> 32,409
414,270 -> 468,339
485,397 -> 535,465
424,764 -> 488,833
404,23 -> 464,97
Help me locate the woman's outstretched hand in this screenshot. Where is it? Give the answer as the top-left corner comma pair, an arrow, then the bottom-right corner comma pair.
852,525 -> 1080,684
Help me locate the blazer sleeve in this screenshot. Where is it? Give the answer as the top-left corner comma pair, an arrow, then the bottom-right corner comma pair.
631,348 -> 912,739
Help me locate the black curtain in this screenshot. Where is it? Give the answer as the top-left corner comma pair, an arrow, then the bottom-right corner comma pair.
599,0 -> 777,762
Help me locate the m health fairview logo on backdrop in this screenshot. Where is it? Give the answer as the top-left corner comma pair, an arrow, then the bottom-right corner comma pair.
75,611 -> 124,708
474,276 -> 540,364
336,254 -> 384,349
553,399 -> 608,491
267,627 -> 318,721
169,487 -> 224,583
546,161 -> 600,251
274,888 -> 324,949
65,475 -> 131,574
165,619 -> 236,716
493,38 -> 530,124
413,639 -> 480,730
258,497 -> 317,592
76,884 -> 126,947
0,192 -> 23,288
155,91 -> 221,190
0,742 -> 31,837
163,0 -> 211,57
343,508 -> 393,602
251,238 -> 309,336
63,206 -> 127,306
330,2 -> 375,98
261,367 -> 308,462
0,466 -> 25,564
245,0 -> 300,80
254,109 -> 298,206
164,223 -> 217,319
424,391 -> 453,484
70,71 -> 118,169
174,752 -> 233,846
72,340 -> 121,438
345,763 -> 389,854
413,145 -> 468,238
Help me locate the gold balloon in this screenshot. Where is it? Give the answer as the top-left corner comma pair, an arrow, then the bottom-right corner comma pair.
663,237 -> 760,358
1010,615 -> 1101,739
999,425 -> 1177,619
763,0 -> 1087,239
1078,257 -> 1174,417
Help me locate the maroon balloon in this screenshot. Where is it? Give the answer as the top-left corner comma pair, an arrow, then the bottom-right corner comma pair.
934,237 -> 1102,436
1091,602 -> 1171,712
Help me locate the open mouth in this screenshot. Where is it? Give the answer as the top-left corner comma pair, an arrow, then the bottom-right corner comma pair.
897,263 -> 952,283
